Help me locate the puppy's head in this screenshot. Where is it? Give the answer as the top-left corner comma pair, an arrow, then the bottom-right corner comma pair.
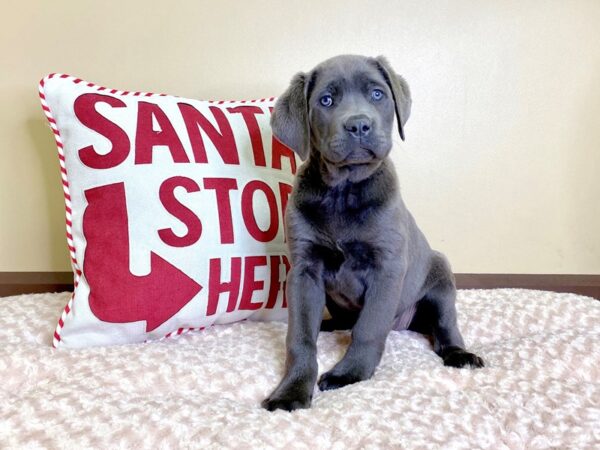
271,55 -> 411,184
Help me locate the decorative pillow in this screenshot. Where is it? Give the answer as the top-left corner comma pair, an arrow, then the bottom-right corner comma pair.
39,74 -> 298,348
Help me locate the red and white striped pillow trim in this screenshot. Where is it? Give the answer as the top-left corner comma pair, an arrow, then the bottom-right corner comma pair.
38,73 -> 278,348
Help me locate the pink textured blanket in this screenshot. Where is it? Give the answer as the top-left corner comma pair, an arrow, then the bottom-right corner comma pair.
0,289 -> 598,449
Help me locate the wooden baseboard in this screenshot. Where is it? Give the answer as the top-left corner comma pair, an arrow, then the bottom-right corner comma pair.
1,272 -> 599,299
454,274 -> 600,300
0,272 -> 74,297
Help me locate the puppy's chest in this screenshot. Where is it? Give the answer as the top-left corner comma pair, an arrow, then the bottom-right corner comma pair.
296,177 -> 391,306
300,183 -> 383,229
305,186 -> 384,276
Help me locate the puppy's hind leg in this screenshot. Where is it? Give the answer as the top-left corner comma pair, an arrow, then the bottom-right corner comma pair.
413,255 -> 485,368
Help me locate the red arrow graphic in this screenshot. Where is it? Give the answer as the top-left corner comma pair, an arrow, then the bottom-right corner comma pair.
83,182 -> 202,332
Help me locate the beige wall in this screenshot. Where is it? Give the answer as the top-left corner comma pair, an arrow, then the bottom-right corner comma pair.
1,0 -> 599,273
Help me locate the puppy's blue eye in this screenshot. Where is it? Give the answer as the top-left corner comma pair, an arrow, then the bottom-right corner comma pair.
320,95 -> 333,107
371,89 -> 384,101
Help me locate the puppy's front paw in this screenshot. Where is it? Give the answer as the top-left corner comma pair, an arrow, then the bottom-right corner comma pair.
318,369 -> 367,391
441,347 -> 485,368
262,395 -> 311,412
261,384 -> 312,412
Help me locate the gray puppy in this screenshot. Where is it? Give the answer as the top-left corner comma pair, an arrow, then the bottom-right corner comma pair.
263,55 -> 484,412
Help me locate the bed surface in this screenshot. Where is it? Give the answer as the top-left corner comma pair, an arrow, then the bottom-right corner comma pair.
1,289 -> 598,449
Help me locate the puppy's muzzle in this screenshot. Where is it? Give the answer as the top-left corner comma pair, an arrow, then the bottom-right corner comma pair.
344,114 -> 372,139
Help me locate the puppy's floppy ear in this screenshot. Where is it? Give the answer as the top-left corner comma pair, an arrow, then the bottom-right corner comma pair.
374,56 -> 412,141
270,72 -> 312,161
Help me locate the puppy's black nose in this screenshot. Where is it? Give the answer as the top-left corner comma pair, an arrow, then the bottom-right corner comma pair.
344,115 -> 372,138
